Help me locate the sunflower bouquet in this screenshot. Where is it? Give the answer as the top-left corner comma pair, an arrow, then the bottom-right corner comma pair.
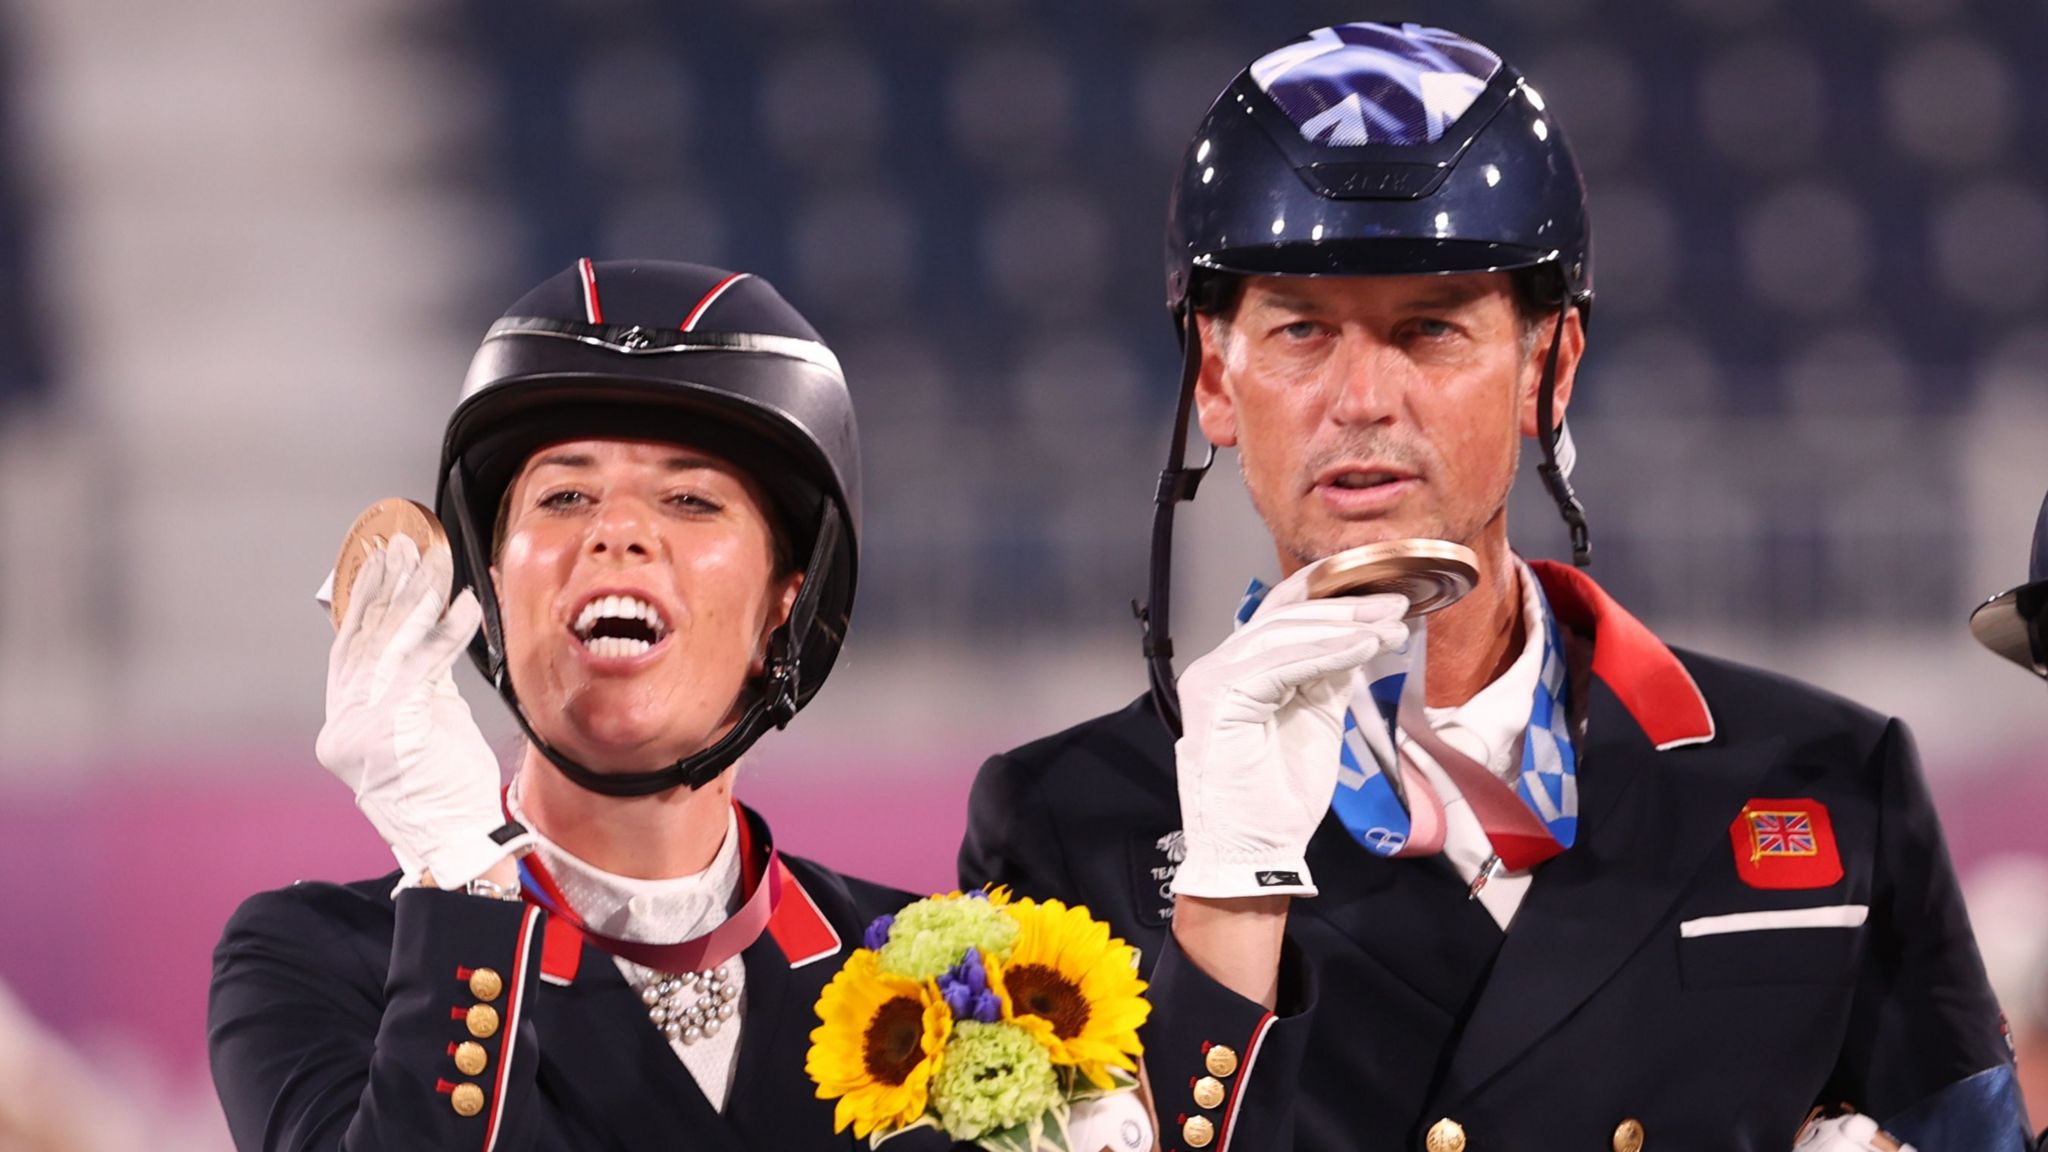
806,889 -> 1151,1151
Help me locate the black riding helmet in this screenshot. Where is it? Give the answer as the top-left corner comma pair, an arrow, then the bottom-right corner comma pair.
1142,23 -> 1595,732
1970,488 -> 2048,680
438,259 -> 861,796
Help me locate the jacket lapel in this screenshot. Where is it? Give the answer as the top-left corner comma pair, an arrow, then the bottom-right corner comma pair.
1296,813 -> 1506,1017
1439,675 -> 1783,1097
724,865 -> 865,1149
527,933 -> 746,1152
1430,561 -> 1776,1097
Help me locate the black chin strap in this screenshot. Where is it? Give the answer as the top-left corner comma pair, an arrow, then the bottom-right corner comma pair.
485,500 -> 843,798
1533,301 -> 1592,567
1137,317 -> 1216,738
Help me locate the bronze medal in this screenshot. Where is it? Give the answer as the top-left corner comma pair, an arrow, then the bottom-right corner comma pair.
329,498 -> 451,629
1301,539 -> 1480,618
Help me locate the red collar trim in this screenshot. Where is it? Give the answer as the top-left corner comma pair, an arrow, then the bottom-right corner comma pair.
766,856 -> 843,969
744,804 -> 842,968
1530,560 -> 1715,751
524,802 -> 841,984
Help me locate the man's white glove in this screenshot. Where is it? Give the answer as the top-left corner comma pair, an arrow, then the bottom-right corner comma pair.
315,536 -> 533,889
1792,1112 -> 1914,1152
1170,564 -> 1411,900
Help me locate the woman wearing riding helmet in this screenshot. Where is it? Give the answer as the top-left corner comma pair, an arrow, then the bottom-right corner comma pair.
207,260 -> 1062,1150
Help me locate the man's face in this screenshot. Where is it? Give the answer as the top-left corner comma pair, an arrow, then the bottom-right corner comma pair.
491,438 -> 799,774
1194,271 -> 1581,574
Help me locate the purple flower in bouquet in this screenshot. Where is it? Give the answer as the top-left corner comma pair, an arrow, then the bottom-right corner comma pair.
862,913 -> 895,952
936,948 -> 1002,1024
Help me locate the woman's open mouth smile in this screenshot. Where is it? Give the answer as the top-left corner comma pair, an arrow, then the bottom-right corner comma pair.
567,591 -> 675,669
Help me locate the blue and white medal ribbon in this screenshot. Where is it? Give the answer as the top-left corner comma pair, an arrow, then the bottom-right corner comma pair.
1235,569 -> 1579,872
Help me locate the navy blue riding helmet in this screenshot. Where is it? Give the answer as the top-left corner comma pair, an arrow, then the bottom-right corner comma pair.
1142,22 -> 1595,732
438,259 -> 861,796
1970,488 -> 2048,679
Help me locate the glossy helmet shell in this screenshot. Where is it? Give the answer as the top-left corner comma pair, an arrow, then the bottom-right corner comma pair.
1164,22 -> 1592,320
436,259 -> 860,715
1970,488 -> 2048,678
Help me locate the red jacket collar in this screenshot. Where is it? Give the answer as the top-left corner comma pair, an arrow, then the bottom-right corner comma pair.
1530,560 -> 1716,751
736,802 -> 846,969
533,803 -> 844,985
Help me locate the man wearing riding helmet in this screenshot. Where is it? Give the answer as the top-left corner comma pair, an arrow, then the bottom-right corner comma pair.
960,23 -> 2025,1151
209,260 -> 980,1150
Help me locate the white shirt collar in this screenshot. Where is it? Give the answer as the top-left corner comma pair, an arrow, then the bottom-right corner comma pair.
1421,559 -> 1549,782
506,780 -> 743,946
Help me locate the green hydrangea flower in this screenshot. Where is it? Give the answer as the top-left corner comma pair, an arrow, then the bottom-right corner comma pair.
928,1021 -> 1061,1140
876,894 -> 1019,981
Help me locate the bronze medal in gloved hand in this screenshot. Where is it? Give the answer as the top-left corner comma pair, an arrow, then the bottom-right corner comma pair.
1302,539 -> 1480,618
329,498 -> 451,630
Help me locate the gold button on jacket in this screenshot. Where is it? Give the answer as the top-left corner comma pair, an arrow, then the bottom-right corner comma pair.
467,968 -> 504,1002
1613,1118 -> 1645,1152
1182,1115 -> 1216,1148
1203,1045 -> 1239,1078
453,1041 -> 488,1077
465,1004 -> 500,1039
1425,1117 -> 1467,1152
449,1083 -> 486,1118
1192,1075 -> 1226,1110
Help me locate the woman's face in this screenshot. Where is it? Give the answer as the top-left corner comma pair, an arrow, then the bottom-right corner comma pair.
492,438 -> 800,774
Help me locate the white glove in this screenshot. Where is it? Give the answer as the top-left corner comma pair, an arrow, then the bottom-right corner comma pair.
1792,1113 -> 1914,1152
1170,564 -> 1411,900
1065,1090 -> 1152,1152
315,536 -> 533,889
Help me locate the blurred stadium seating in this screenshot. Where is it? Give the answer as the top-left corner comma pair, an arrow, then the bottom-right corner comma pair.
446,0 -> 2048,641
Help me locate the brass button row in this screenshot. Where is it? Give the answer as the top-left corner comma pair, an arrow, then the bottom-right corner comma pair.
1180,1044 -> 1239,1147
447,966 -> 504,1116
1422,1116 -> 1645,1152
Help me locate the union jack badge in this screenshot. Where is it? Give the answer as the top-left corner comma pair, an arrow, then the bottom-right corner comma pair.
1729,799 -> 1843,890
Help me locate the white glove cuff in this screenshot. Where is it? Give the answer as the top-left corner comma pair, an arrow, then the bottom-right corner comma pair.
1170,853 -> 1318,900
414,823 -> 537,891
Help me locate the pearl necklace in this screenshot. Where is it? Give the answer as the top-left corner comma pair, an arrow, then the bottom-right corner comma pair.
635,962 -> 739,1046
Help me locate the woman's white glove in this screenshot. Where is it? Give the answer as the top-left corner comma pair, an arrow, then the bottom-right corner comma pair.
1065,1089 -> 1152,1151
1170,566 -> 1411,901
315,536 -> 532,888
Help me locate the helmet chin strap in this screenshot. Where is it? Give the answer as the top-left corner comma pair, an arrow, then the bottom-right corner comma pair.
1138,315 -> 1218,738
478,500 -> 843,799
1533,301 -> 1592,567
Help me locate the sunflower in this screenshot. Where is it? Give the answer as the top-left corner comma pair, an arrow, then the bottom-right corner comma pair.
806,949 -> 952,1138
987,897 -> 1151,1089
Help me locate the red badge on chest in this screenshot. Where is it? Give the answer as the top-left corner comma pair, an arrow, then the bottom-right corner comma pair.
1729,799 -> 1842,890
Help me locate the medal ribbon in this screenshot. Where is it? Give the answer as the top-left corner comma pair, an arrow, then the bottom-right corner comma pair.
1237,569 -> 1579,873
506,794 -> 783,974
